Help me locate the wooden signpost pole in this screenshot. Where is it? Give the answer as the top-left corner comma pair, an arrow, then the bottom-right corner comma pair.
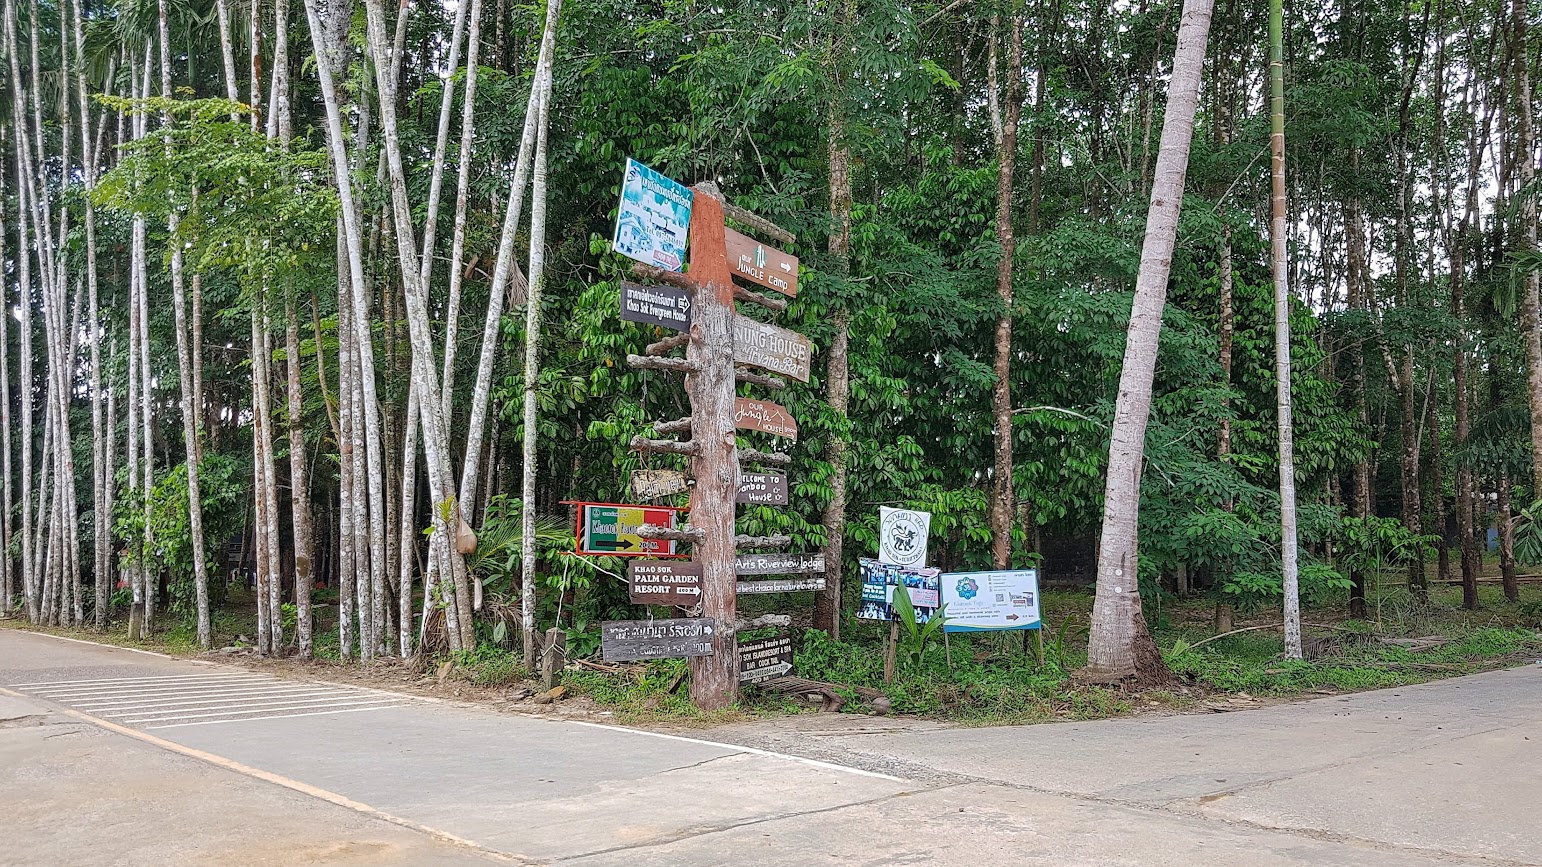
683,188 -> 741,709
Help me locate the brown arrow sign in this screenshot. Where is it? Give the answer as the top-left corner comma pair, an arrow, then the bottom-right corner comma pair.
733,398 -> 798,441
628,560 -> 704,606
724,226 -> 798,297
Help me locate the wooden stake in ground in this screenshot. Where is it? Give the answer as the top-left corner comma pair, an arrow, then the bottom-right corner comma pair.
683,190 -> 741,710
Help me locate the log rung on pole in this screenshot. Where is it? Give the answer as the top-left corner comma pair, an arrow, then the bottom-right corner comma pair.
646,333 -> 691,356
729,614 -> 792,634
653,417 -> 693,435
630,435 -> 700,456
735,534 -> 792,549
626,354 -> 697,374
630,265 -> 693,290
740,448 -> 791,466
735,368 -> 785,390
639,523 -> 707,543
694,181 -> 797,245
734,286 -> 788,313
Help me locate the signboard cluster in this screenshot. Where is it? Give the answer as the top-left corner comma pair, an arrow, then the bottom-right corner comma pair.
591,159 -> 822,703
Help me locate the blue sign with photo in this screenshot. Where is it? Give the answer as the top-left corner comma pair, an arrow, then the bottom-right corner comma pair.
858,559 -> 941,624
612,158 -> 693,272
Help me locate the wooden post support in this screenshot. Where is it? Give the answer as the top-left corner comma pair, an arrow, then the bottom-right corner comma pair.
684,188 -> 741,709
884,621 -> 899,684
541,627 -> 566,690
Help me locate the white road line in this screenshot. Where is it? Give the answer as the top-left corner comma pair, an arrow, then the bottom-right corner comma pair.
12,673 -> 235,688
62,683 -> 327,705
566,720 -> 909,783
145,703 -> 406,730
116,696 -> 403,724
77,687 -> 358,711
28,674 -> 265,693
28,677 -> 267,699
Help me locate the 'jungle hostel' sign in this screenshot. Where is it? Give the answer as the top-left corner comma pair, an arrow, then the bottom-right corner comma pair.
738,635 -> 795,683
628,560 -> 704,606
601,618 -> 716,662
733,398 -> 798,440
736,471 -> 789,506
619,281 -> 693,332
724,226 -> 799,297
575,502 -> 684,558
733,316 -> 812,383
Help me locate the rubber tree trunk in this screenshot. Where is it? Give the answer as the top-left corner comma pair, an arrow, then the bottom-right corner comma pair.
989,9 -> 1023,570
1512,0 -> 1542,499
1085,0 -> 1213,684
1269,0 -> 1301,660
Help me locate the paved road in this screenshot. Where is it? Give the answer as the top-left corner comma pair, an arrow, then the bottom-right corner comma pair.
3,627 -> 1538,865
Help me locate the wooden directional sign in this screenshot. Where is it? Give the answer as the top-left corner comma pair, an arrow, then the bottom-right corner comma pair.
735,552 -> 825,575
575,502 -> 684,558
733,398 -> 798,441
733,316 -> 812,383
619,281 -> 693,332
737,471 -> 789,506
628,560 -> 703,606
738,635 -> 795,683
724,226 -> 799,297
602,618 -> 716,662
736,577 -> 827,594
631,469 -> 688,500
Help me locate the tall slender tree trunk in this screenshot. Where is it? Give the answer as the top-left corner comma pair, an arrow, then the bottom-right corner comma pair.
1512,0 -> 1542,499
0,170 -> 12,618
359,0 -> 475,651
988,9 -> 1023,570
1269,0 -> 1301,659
302,0 -> 400,656
1085,0 -> 1213,683
517,0 -> 562,671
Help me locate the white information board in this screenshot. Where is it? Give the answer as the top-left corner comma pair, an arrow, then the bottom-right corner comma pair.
940,569 -> 1041,632
878,507 -> 931,568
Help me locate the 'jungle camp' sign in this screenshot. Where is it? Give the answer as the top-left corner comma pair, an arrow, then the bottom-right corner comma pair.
733,397 -> 798,440
575,502 -> 683,558
619,281 -> 693,331
736,471 -> 788,506
724,226 -> 799,297
601,618 -> 716,661
733,316 -> 812,383
628,560 -> 704,606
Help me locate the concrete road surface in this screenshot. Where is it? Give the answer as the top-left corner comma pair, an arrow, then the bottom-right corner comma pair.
2,627 -> 1538,865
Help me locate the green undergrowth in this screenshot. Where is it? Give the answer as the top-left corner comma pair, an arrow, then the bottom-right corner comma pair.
1164,625 -> 1541,695
563,583 -> 1542,726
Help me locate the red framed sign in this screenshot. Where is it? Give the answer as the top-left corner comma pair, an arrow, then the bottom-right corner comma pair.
571,502 -> 686,558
